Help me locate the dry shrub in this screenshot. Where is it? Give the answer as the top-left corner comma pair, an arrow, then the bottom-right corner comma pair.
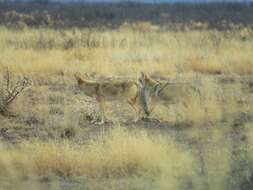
0,68 -> 30,115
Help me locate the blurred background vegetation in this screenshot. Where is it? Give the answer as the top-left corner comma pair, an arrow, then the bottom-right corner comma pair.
0,1 -> 252,30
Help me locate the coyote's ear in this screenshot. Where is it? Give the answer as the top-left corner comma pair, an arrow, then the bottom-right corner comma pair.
74,72 -> 84,84
141,72 -> 148,79
74,75 -> 85,86
142,72 -> 154,82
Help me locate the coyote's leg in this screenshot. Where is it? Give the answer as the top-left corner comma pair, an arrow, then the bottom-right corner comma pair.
127,84 -> 141,122
128,98 -> 141,122
95,95 -> 106,124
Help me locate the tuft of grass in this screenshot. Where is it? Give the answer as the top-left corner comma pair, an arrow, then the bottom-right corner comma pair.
0,126 -> 194,188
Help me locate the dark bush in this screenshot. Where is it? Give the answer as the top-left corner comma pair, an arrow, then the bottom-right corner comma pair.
0,2 -> 252,30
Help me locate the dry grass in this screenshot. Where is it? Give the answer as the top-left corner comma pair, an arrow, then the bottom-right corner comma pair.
0,26 -> 253,76
0,25 -> 252,127
153,77 -> 252,127
1,124 -> 251,190
0,24 -> 253,189
0,126 -> 194,189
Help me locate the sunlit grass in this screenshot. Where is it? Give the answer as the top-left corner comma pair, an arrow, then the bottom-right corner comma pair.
0,24 -> 253,190
0,126 -> 194,189
0,26 -> 253,76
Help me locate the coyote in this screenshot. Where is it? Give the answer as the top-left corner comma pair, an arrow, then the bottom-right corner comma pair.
74,73 -> 152,124
139,72 -> 197,106
138,72 -> 169,97
138,72 -> 170,113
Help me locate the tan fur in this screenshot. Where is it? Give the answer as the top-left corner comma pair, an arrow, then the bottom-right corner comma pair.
75,74 -> 148,124
140,72 -> 193,101
138,72 -> 169,114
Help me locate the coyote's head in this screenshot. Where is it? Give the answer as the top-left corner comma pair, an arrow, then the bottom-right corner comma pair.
138,72 -> 170,116
74,73 -> 85,86
138,72 -> 168,97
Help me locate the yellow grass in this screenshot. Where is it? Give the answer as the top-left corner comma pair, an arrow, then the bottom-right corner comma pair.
0,26 -> 252,76
0,24 -> 253,189
0,126 -> 194,189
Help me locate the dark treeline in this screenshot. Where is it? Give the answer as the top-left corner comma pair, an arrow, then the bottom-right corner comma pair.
0,1 -> 252,30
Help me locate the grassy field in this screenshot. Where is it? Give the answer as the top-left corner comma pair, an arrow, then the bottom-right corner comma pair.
0,26 -> 253,75
0,4 -> 253,189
